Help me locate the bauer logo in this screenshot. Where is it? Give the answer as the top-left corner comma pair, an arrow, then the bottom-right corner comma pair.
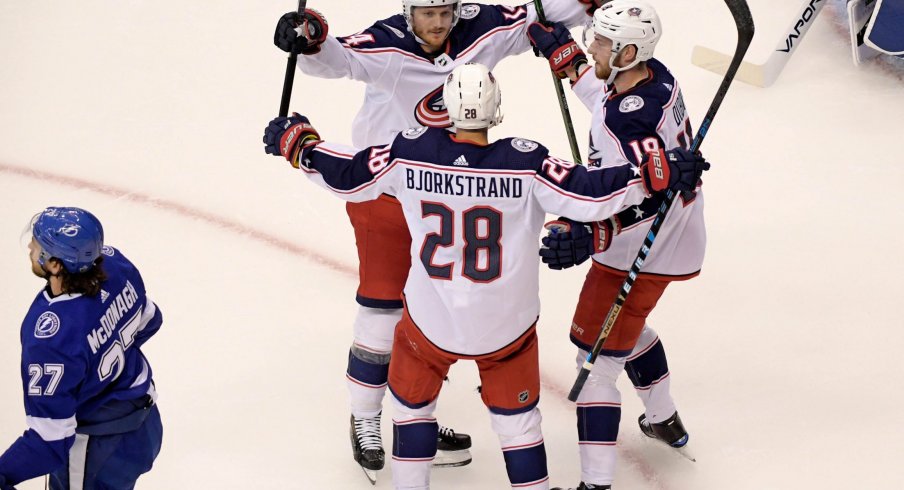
619,95 -> 644,113
460,4 -> 480,19
35,311 -> 61,339
415,86 -> 452,128
518,390 -> 530,403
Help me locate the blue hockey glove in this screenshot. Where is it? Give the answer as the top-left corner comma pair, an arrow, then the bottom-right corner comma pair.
274,9 -> 329,55
0,474 -> 17,490
527,21 -> 587,78
639,148 -> 710,194
263,113 -> 321,167
539,217 -> 614,270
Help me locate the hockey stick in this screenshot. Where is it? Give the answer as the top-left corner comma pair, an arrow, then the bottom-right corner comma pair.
533,0 -> 583,163
691,0 -> 823,87
567,0 -> 754,403
278,0 -> 308,117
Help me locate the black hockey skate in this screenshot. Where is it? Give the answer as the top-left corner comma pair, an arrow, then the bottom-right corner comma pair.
551,483 -> 611,490
638,411 -> 696,462
434,425 -> 473,468
350,413 -> 385,485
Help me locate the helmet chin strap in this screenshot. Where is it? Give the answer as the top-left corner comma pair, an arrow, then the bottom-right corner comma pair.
605,43 -> 642,86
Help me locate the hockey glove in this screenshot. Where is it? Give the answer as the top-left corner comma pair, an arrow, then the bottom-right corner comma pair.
0,475 -> 16,490
639,148 -> 710,195
539,217 -> 614,270
263,113 -> 321,168
274,9 -> 329,55
527,22 -> 587,78
578,0 -> 609,16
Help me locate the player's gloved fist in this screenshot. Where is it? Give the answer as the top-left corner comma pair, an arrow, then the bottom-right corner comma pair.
0,475 -> 16,490
578,0 -> 609,16
263,113 -> 321,167
274,9 -> 329,55
539,217 -> 614,270
639,148 -> 710,194
527,22 -> 587,78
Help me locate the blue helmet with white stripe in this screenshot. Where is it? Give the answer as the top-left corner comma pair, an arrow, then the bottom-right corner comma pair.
32,207 -> 105,274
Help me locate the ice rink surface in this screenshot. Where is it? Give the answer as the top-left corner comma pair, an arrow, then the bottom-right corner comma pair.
1,0 -> 902,488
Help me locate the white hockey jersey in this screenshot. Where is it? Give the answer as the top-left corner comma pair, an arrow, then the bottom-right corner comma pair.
297,1 -> 589,148
572,59 -> 706,278
297,127 -> 649,355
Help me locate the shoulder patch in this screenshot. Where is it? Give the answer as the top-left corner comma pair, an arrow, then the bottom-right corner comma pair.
381,22 -> 406,39
101,245 -> 114,256
619,95 -> 645,113
402,126 -> 428,139
511,138 -> 539,153
460,4 -> 481,19
35,311 -> 61,339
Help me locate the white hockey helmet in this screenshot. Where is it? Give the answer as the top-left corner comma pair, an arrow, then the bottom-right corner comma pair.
590,0 -> 662,82
443,62 -> 504,130
402,0 -> 462,31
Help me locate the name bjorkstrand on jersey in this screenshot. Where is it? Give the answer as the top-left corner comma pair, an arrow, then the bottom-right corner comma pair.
88,280 -> 139,354
405,168 -> 523,198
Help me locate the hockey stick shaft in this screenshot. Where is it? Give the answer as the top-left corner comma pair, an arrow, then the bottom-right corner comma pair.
692,0 -> 823,87
567,0 -> 755,403
533,0 -> 583,163
279,0 -> 307,117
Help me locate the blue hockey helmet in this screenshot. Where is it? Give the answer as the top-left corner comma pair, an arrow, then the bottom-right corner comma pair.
31,207 -> 105,274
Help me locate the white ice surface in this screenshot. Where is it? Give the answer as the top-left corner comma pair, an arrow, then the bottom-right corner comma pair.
1,1 -> 902,488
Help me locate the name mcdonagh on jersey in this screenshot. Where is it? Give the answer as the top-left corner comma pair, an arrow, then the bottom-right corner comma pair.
88,280 -> 139,354
406,168 -> 524,198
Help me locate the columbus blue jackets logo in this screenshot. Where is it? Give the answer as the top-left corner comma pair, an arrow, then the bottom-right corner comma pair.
415,86 -> 452,128
35,311 -> 61,338
619,95 -> 645,113
460,4 -> 480,19
511,138 -> 539,153
402,126 -> 428,139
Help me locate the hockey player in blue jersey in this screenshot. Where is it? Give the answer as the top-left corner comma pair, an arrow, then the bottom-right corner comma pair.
529,2 -> 705,488
263,62 -> 708,489
0,207 -> 162,490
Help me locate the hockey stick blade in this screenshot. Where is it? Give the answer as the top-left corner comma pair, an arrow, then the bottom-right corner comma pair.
566,0 -> 753,403
691,0 -> 823,88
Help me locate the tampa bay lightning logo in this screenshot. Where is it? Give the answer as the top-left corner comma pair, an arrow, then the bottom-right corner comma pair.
58,224 -> 80,237
101,245 -> 114,256
460,4 -> 480,19
35,311 -> 61,338
414,85 -> 451,128
511,138 -> 539,153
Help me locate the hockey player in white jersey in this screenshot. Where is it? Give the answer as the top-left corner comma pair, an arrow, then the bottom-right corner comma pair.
263,62 -> 708,489
528,2 -> 705,488
272,0 -> 605,477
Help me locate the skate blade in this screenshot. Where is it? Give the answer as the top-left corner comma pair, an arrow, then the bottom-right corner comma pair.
433,449 -> 472,468
641,434 -> 696,462
360,466 -> 378,485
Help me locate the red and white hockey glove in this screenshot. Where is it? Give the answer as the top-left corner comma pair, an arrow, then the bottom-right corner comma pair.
639,148 -> 710,195
577,0 -> 609,16
263,113 -> 321,168
539,217 -> 615,270
527,22 -> 588,79
274,9 -> 329,55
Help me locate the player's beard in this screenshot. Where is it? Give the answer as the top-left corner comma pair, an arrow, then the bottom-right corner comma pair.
595,62 -> 612,81
31,260 -> 49,279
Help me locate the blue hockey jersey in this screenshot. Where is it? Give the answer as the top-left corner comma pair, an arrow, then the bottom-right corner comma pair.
0,246 -> 162,485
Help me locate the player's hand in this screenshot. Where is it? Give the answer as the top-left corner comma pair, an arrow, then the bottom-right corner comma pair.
539,217 -> 614,270
639,148 -> 710,194
0,474 -> 17,490
527,22 -> 587,78
577,0 -> 608,16
274,9 -> 329,55
263,113 -> 321,167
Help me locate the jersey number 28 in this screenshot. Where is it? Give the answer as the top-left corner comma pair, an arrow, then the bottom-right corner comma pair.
420,202 -> 502,283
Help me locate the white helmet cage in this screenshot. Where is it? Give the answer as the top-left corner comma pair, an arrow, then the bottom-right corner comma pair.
402,0 -> 462,32
443,62 -> 504,130
591,0 -> 662,83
